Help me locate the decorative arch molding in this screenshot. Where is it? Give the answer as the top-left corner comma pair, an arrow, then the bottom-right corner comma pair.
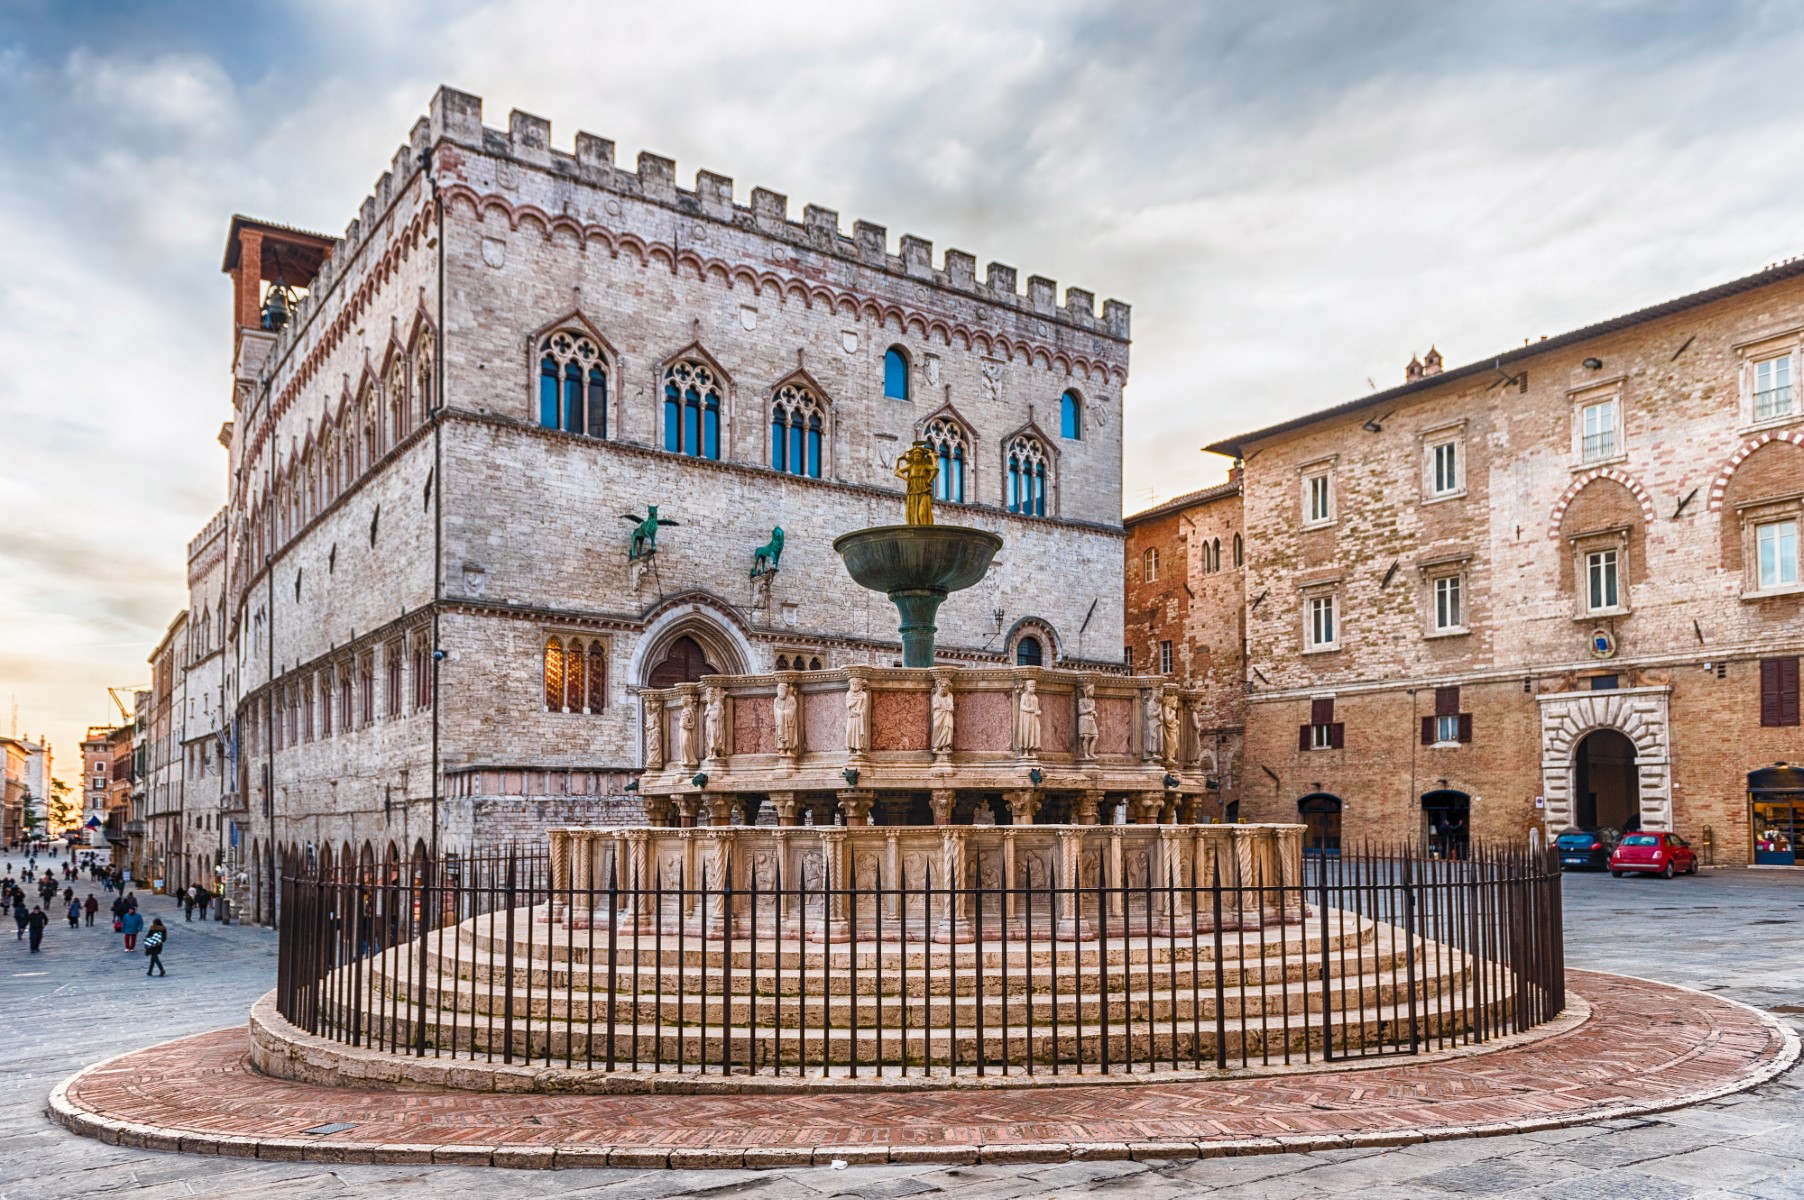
1004,615 -> 1061,664
1707,429 -> 1804,511
627,593 -> 755,688
1536,685 -> 1672,833
1545,469 -> 1657,538
528,308 -> 619,361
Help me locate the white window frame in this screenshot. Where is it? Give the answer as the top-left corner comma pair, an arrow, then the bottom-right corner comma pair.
1579,398 -> 1620,464
1309,722 -> 1334,750
1142,547 -> 1159,583
1300,462 -> 1336,529
1752,355 -> 1796,424
1434,714 -> 1461,745
1586,548 -> 1621,613
1756,518 -> 1800,591
1740,498 -> 1804,599
1431,572 -> 1466,635
1159,639 -> 1174,675
1304,592 -> 1339,653
1421,421 -> 1467,502
1734,329 -> 1804,432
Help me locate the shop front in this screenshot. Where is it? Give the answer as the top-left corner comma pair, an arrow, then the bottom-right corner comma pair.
1749,764 -> 1804,867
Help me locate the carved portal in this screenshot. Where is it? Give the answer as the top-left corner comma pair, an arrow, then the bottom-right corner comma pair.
1537,685 -> 1673,832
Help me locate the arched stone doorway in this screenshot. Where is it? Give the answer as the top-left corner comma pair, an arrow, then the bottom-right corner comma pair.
647,635 -> 719,686
1575,729 -> 1640,834
1421,789 -> 1471,860
1298,793 -> 1342,857
1537,685 -> 1671,832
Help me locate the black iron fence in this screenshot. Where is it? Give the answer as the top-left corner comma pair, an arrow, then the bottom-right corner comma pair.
275,841 -> 1563,1079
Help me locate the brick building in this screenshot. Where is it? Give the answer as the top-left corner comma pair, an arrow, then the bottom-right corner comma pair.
1122,475 -> 1244,818
1133,258 -> 1804,865
175,87 -> 1131,921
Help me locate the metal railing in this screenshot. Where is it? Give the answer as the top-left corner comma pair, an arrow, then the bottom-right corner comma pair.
275,841 -> 1563,1079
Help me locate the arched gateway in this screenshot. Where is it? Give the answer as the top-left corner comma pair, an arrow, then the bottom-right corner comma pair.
1537,684 -> 1672,832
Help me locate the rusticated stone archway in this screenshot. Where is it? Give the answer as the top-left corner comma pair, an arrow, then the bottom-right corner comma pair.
1537,686 -> 1672,833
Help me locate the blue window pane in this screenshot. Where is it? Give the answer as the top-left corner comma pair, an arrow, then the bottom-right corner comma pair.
588,368 -> 607,438
771,416 -> 786,470
564,362 -> 584,435
1008,457 -> 1020,512
539,358 -> 559,428
664,386 -> 681,452
703,401 -> 719,459
807,421 -> 821,478
1035,464 -> 1046,515
683,390 -> 700,455
1061,391 -> 1081,440
952,449 -> 964,503
936,449 -> 951,499
787,422 -> 802,476
884,348 -> 909,400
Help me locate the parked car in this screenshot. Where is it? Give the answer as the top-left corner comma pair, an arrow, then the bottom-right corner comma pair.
1610,831 -> 1699,878
1555,827 -> 1618,870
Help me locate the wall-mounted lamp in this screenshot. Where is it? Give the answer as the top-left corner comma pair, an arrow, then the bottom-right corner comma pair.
1582,357 -> 1604,370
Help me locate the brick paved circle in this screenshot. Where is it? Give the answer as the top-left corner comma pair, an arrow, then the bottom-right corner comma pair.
46,970 -> 1798,1170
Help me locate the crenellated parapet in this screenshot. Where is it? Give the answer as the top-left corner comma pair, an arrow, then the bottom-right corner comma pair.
425,87 -> 1129,343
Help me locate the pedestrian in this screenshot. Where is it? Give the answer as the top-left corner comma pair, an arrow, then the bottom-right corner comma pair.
121,907 -> 143,952
83,893 -> 97,927
26,904 -> 48,953
66,897 -> 81,929
12,893 -> 27,941
143,918 -> 167,976
123,890 -> 137,913
183,883 -> 196,922
62,885 -> 73,906
198,886 -> 214,920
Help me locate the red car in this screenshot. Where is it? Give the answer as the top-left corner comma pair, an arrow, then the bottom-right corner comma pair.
1610,831 -> 1698,878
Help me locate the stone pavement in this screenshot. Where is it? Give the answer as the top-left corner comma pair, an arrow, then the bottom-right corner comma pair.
4,851 -> 1802,1198
46,970 -> 1793,1164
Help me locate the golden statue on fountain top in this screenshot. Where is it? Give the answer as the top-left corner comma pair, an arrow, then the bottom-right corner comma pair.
894,440 -> 939,526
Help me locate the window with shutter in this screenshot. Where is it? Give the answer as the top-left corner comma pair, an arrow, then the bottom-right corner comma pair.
1763,657 -> 1801,727
1458,713 -> 1474,743
1421,715 -> 1435,745
1435,686 -> 1459,717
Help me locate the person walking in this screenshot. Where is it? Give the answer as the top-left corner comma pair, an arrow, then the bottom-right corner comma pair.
198,886 -> 214,921
66,897 -> 81,929
143,918 -> 167,977
12,893 -> 27,941
26,904 -> 48,953
120,907 -> 143,952
83,893 -> 98,927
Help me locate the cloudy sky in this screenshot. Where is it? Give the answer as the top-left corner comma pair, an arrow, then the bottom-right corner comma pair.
4,1 -> 1803,783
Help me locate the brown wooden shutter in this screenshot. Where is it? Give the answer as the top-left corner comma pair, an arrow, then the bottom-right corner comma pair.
1769,656 -> 1803,726
1311,697 -> 1335,725
1435,685 -> 1460,717
1329,722 -> 1345,749
1457,713 -> 1474,743
1421,716 -> 1435,745
1299,724 -> 1313,752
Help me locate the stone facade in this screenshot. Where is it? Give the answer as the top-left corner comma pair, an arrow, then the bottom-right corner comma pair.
1152,260 -> 1804,862
185,88 -> 1131,921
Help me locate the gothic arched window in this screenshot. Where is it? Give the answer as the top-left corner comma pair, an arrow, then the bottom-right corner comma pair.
1006,434 -> 1048,516
415,342 -> 435,413
924,417 -> 967,503
884,347 -> 910,400
543,636 -> 564,711
387,358 -> 409,447
771,382 -> 825,478
538,331 -> 607,438
663,360 -> 720,459
1060,390 -> 1082,440
1233,532 -> 1244,567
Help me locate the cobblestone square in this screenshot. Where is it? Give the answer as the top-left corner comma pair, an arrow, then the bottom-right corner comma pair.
3,853 -> 1799,1198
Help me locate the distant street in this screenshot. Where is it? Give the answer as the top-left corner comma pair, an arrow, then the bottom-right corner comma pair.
2,851 -> 1800,1199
